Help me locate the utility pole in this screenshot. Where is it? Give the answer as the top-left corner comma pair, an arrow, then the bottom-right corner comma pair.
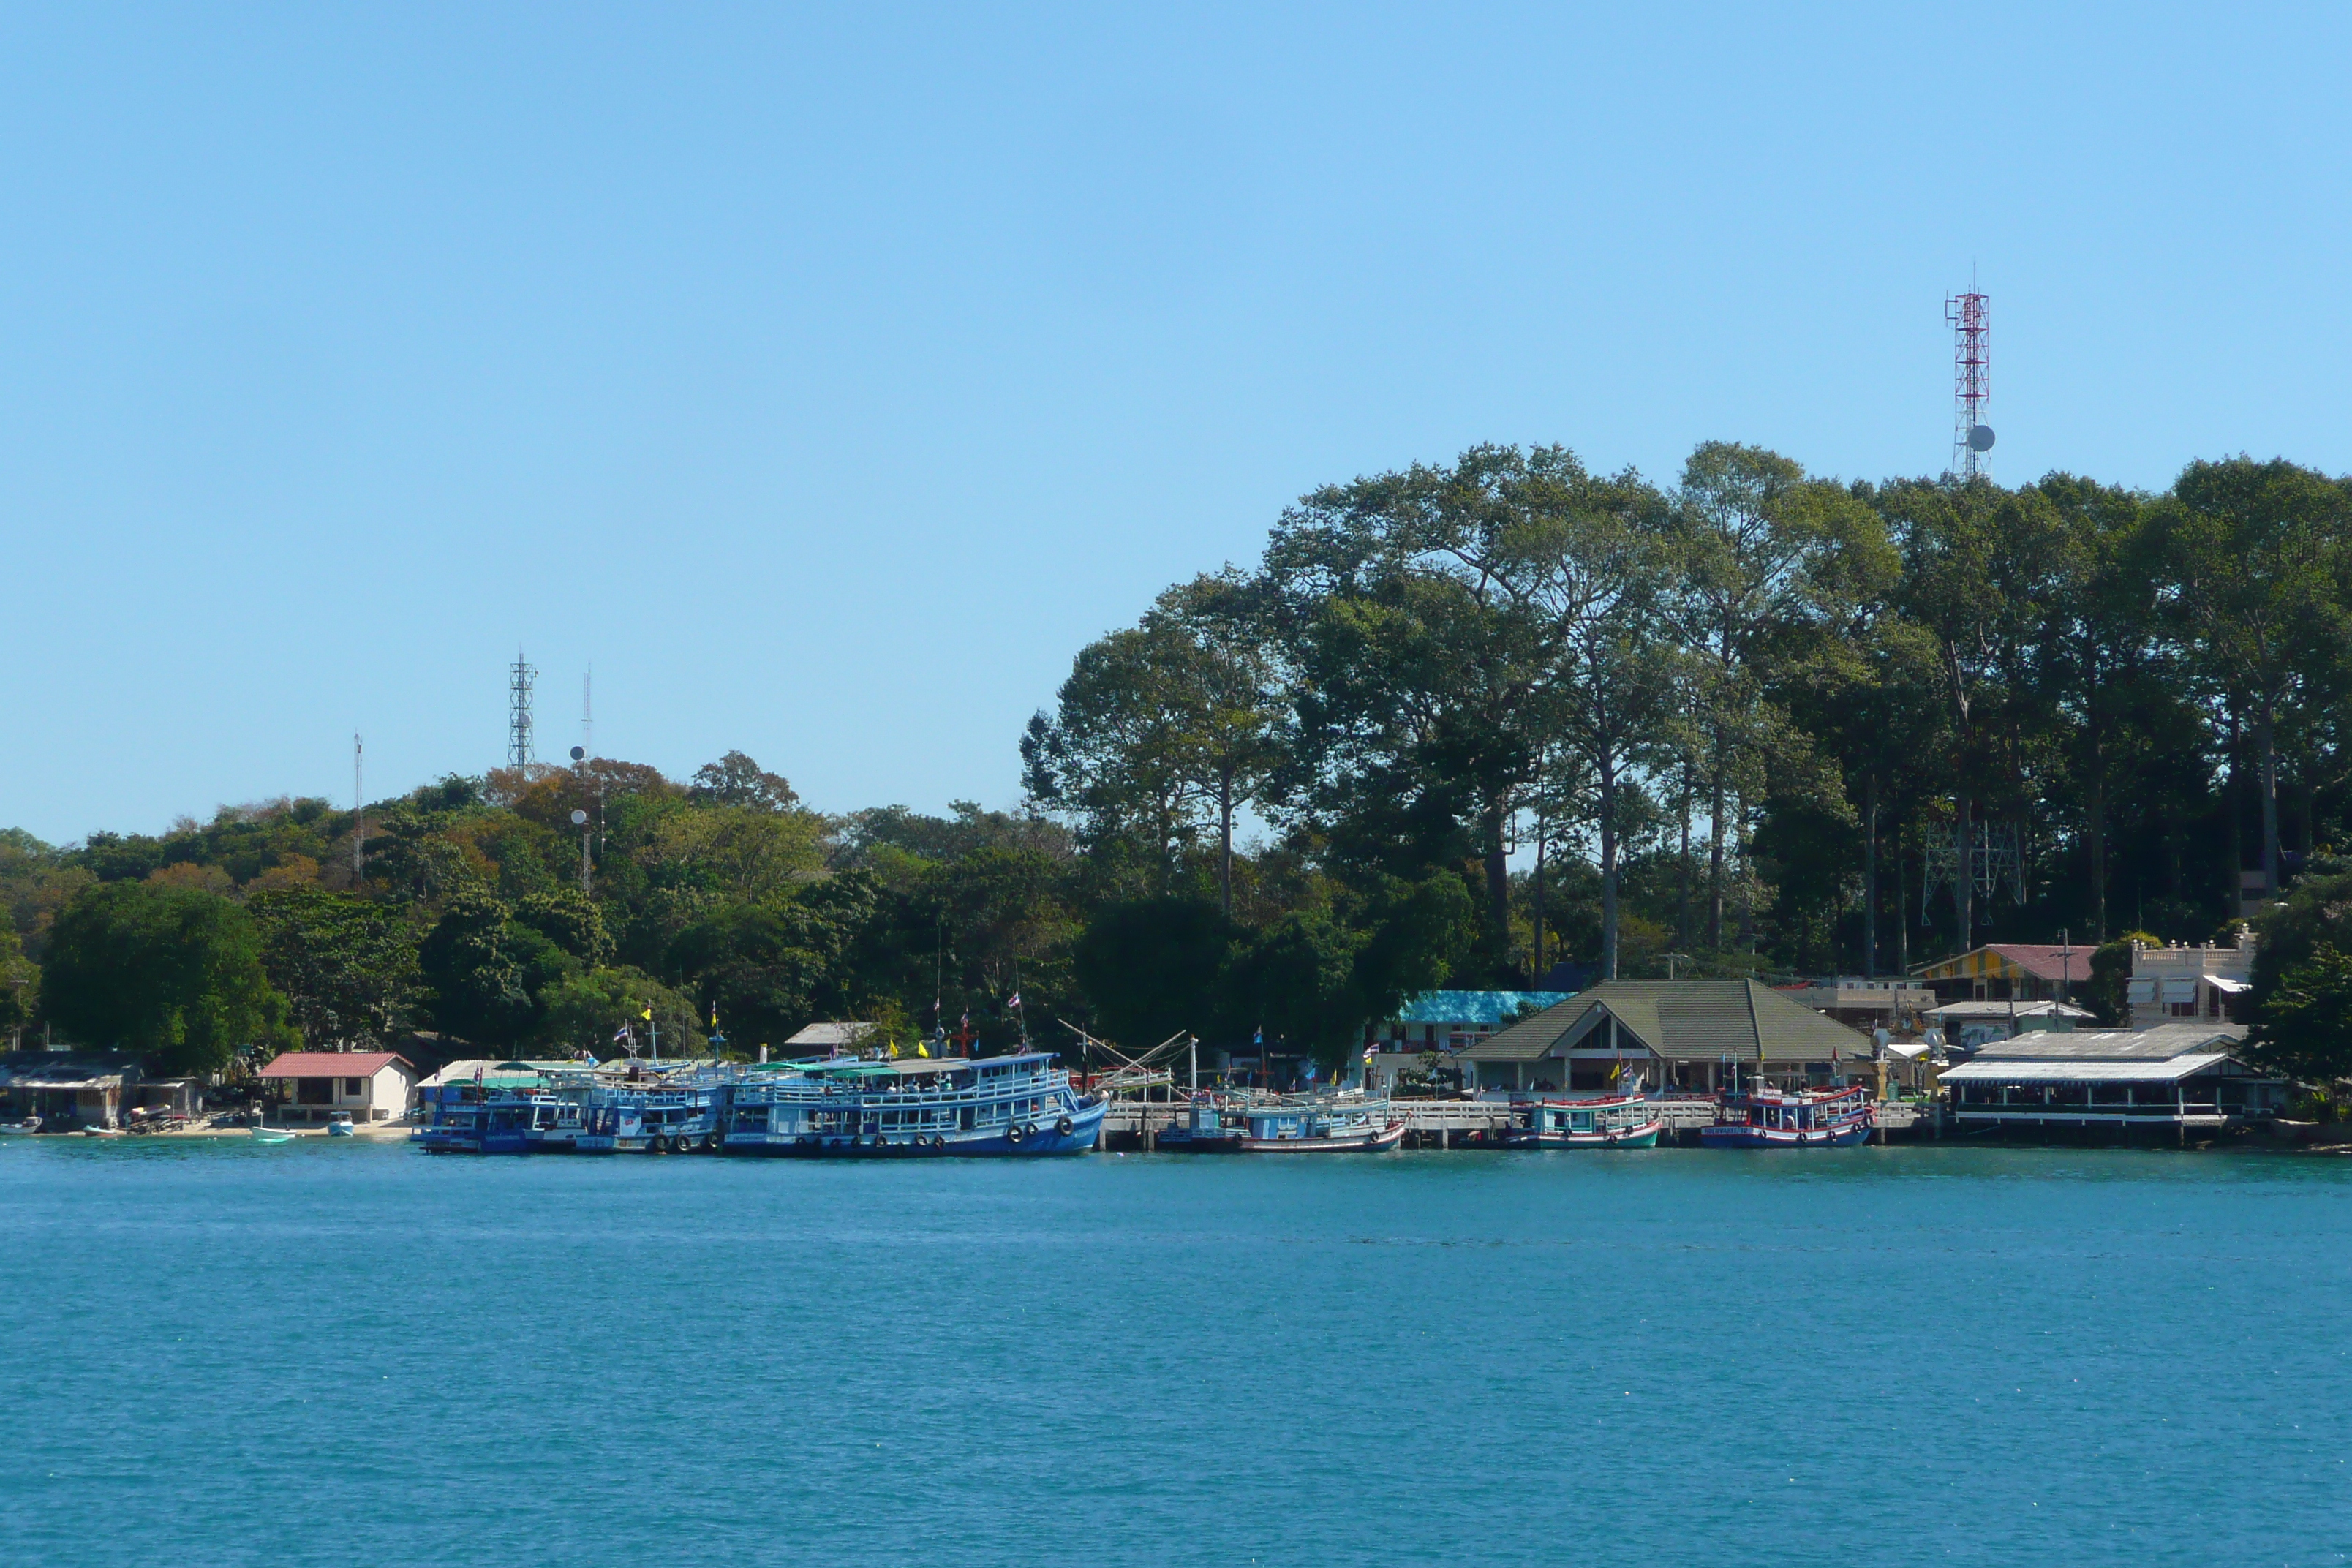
572,808 -> 592,896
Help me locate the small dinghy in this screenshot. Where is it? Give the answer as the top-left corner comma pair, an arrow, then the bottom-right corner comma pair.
250,1126 -> 298,1145
0,1117 -> 42,1137
326,1112 -> 355,1137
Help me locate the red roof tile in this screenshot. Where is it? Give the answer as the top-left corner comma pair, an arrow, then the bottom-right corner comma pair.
256,1052 -> 414,1079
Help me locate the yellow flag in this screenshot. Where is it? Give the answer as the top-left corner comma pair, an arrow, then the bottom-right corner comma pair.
641,1004 -> 653,1022
916,1041 -> 930,1058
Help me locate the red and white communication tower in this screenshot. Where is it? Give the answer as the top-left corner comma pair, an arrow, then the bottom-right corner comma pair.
1945,290 -> 1993,479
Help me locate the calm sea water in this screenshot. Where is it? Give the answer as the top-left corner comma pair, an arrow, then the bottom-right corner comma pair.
1,1138 -> 2346,1567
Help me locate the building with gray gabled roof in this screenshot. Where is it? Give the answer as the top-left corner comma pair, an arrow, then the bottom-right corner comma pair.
1455,980 -> 1873,1094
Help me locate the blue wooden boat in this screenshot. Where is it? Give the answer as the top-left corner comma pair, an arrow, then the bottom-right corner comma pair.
722,1050 -> 1104,1156
410,1085 -> 536,1154
570,1078 -> 724,1154
1153,1094 -> 1245,1152
1239,1098 -> 1404,1153
1504,1093 -> 1665,1149
1699,1084 -> 1874,1148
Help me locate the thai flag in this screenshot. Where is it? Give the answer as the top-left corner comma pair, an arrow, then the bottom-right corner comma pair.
1008,992 -> 1022,1010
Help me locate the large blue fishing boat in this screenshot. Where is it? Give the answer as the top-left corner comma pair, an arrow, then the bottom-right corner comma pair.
411,1084 -> 538,1154
722,1049 -> 1104,1156
570,1077 -> 725,1154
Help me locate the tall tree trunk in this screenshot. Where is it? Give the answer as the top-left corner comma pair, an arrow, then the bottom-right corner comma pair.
2225,709 -> 2243,919
1956,791 -> 1974,950
2088,728 -> 2108,942
1707,763 -> 1726,951
1217,766 -> 1235,921
1676,768 -> 1693,949
1532,815 -> 1546,985
1599,754 -> 1620,981
1482,798 -> 1510,973
1896,821 -> 1910,974
2259,696 -> 2281,900
1863,774 -> 1878,979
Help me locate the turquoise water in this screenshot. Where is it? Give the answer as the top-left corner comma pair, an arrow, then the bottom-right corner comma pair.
1,1140 -> 2347,1567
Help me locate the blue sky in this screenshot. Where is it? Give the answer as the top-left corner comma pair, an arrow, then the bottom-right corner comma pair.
4,2 -> 2347,845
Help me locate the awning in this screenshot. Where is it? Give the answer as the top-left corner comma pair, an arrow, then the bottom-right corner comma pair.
2160,979 -> 2198,1003
1940,1052 -> 2231,1084
2204,975 -> 2249,994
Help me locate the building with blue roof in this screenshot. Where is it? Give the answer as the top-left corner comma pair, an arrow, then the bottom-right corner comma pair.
1362,990 -> 1578,1093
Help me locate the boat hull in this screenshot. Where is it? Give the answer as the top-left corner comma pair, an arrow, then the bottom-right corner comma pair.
1504,1120 -> 1664,1150
1697,1119 -> 1872,1149
724,1098 -> 1106,1158
1240,1120 -> 1406,1153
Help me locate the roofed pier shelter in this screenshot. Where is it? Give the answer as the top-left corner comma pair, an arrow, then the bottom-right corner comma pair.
1456,981 -> 1874,1095
1940,1025 -> 2283,1143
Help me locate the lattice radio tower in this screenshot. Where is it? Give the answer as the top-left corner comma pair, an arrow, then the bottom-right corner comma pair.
508,647 -> 538,771
1945,287 -> 1993,478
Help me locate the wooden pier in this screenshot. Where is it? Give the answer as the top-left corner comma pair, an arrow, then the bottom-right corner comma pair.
1097,1096 -> 1941,1150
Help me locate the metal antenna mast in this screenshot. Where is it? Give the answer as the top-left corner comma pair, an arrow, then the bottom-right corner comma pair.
508,648 -> 538,771
1945,287 -> 1993,479
581,664 -> 593,759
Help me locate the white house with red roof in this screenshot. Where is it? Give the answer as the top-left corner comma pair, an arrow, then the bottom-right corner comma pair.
255,1051 -> 418,1126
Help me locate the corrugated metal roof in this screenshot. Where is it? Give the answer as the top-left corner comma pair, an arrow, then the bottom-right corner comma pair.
257,1052 -> 414,1079
1942,1053 -> 2231,1084
1970,1026 -> 2243,1063
1458,981 -> 1870,1064
1914,944 -> 2096,984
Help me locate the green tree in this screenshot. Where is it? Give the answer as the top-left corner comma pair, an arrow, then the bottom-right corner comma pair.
1071,898 -> 1240,1052
245,887 -> 421,1047
415,887 -> 576,1047
2149,458 -> 2352,900
532,965 -> 706,1059
2247,943 -> 2352,1085
41,882 -> 293,1074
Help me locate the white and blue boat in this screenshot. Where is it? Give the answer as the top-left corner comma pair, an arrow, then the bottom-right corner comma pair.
723,1049 -> 1104,1156
570,1077 -> 725,1154
1239,1097 -> 1405,1153
1699,1083 -> 1874,1148
412,1085 -> 537,1154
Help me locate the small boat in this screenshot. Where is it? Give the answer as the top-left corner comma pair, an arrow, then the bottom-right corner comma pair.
1699,1084 -> 1874,1148
0,1117 -> 42,1136
1153,1094 -> 1246,1152
1505,1093 -> 1665,1149
1239,1098 -> 1406,1153
326,1112 -> 355,1137
250,1126 -> 298,1145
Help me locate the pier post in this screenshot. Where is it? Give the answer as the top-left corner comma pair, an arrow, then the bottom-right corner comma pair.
1441,1126 -> 1450,1150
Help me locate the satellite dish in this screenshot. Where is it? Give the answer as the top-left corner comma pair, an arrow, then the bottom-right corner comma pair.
1967,424 -> 1996,453
569,745 -> 586,761
570,809 -> 588,826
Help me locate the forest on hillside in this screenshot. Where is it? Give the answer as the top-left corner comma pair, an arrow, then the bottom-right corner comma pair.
10,441 -> 2352,1080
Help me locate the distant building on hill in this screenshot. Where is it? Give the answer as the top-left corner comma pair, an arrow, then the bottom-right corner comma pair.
1912,943 -> 2097,1006
2125,930 -> 2254,1028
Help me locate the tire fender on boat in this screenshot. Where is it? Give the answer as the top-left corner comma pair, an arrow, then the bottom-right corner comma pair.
1055,1115 -> 1074,1137
1006,1123 -> 1026,1145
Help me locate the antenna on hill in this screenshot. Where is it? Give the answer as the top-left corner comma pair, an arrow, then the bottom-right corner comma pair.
508,648 -> 538,771
1945,284 -> 1993,480
581,664 -> 593,759
353,733 -> 365,883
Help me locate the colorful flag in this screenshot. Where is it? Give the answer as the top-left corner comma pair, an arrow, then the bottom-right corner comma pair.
916,1041 -> 930,1058
611,1022 -> 629,1042
1007,992 -> 1022,1010
641,1004 -> 653,1022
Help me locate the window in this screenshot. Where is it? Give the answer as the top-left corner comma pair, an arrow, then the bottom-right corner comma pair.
344,1077 -> 365,1097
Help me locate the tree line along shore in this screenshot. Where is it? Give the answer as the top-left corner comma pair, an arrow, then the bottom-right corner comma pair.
6,441 -> 2352,1098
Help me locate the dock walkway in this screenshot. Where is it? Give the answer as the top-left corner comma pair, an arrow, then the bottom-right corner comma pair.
1098,1097 -> 1940,1149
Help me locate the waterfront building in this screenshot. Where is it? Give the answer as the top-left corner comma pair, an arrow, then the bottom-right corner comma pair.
255,1051 -> 418,1127
1452,981 -> 1872,1095
0,1050 -> 143,1128
1926,998 -> 2100,1051
1360,990 -> 1572,1093
1939,1023 -> 2282,1140
2124,930 -> 2253,1028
